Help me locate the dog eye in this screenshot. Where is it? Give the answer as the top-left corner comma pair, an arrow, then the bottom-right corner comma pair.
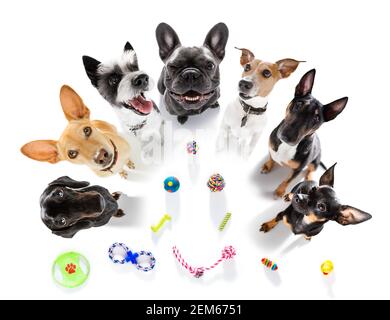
54,189 -> 63,197
317,203 -> 327,212
313,115 -> 320,123
294,101 -> 303,111
311,187 -> 318,192
108,74 -> 120,86
262,69 -> 272,78
244,64 -> 251,72
58,217 -> 67,226
68,150 -> 78,159
83,126 -> 92,137
206,62 -> 215,70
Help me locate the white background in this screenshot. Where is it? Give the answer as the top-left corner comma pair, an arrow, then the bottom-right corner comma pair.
0,0 -> 389,300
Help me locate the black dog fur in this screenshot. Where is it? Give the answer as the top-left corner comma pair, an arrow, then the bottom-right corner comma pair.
262,69 -> 349,198
156,22 -> 229,124
260,164 -> 372,239
40,176 -> 124,238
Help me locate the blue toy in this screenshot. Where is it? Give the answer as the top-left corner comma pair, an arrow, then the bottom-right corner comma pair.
164,176 -> 180,193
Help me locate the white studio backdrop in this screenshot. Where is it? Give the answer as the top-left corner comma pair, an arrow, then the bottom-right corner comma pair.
0,0 -> 389,299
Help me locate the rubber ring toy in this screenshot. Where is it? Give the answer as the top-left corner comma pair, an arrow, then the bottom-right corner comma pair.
164,176 -> 180,193
108,242 -> 156,272
52,251 -> 90,288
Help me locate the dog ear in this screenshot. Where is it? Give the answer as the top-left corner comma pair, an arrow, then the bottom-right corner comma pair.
123,42 -> 138,67
21,140 -> 61,164
82,56 -> 101,87
335,205 -> 372,226
60,85 -> 91,121
156,23 -> 181,62
277,59 -> 302,78
323,97 -> 348,122
49,176 -> 90,188
124,41 -> 134,52
319,163 -> 336,187
235,47 -> 255,66
204,23 -> 229,60
295,69 -> 316,97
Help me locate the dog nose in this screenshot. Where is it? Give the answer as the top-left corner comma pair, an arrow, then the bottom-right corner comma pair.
239,80 -> 254,91
94,148 -> 112,166
295,194 -> 304,203
132,74 -> 149,89
181,68 -> 201,81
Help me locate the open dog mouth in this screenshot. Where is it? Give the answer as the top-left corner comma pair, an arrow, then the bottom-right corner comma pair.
169,90 -> 215,104
122,92 -> 153,116
101,140 -> 118,172
239,93 -> 253,100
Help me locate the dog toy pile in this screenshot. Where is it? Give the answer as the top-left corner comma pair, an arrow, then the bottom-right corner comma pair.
321,260 -> 334,275
151,214 -> 172,233
261,258 -> 278,271
164,176 -> 180,193
219,212 -> 232,231
52,252 -> 90,288
207,174 -> 226,192
172,245 -> 236,278
186,141 -> 199,155
108,243 -> 156,272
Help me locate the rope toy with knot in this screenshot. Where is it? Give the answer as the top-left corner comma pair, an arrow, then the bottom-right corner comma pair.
221,246 -> 236,260
172,245 -> 237,278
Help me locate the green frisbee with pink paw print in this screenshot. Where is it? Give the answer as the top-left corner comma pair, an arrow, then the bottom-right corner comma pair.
52,252 -> 90,288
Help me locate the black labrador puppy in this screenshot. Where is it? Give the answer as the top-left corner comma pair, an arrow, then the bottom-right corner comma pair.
40,176 -> 124,238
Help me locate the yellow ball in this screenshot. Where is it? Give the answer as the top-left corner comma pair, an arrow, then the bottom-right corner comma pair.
321,260 -> 334,275
168,181 -> 173,187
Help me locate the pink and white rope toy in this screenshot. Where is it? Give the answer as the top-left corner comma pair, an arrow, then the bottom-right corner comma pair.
172,245 -> 236,278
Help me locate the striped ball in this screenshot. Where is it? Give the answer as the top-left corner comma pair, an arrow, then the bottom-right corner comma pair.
261,258 -> 278,271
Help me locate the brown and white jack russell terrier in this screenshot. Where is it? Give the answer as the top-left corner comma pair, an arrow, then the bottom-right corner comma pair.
216,47 -> 302,157
21,85 -> 135,178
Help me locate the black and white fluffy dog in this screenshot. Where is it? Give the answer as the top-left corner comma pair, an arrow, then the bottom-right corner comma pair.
82,42 -> 163,140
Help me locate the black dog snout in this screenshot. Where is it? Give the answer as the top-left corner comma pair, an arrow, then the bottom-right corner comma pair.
181,68 -> 201,81
94,148 -> 112,166
239,79 -> 253,91
132,74 -> 149,89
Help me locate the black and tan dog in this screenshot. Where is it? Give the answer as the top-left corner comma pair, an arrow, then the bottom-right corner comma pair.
260,164 -> 372,239
261,69 -> 348,197
40,176 -> 124,238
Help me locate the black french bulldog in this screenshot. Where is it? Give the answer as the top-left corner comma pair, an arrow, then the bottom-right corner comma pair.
156,22 -> 229,124
40,176 -> 124,238
260,164 -> 372,239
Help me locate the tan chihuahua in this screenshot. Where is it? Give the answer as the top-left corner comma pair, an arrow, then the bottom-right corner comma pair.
21,85 -> 134,178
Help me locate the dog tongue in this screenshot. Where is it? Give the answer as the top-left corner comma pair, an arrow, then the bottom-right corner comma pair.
129,95 -> 153,114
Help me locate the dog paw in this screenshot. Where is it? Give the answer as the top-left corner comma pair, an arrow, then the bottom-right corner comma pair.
177,116 -> 188,124
112,192 -> 122,200
114,209 -> 125,218
119,170 -> 128,179
283,193 -> 293,202
210,101 -> 220,109
274,187 -> 286,199
127,160 -> 135,170
260,223 -> 271,233
261,163 -> 272,174
304,236 -> 312,241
